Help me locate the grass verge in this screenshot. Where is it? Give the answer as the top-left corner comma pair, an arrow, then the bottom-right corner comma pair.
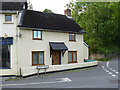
95,58 -> 110,62
38,65 -> 98,77
5,77 -> 21,81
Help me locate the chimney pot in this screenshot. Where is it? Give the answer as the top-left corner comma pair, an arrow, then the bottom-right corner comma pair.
64,9 -> 71,16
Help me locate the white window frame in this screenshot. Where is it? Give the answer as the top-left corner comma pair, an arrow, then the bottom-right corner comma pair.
3,14 -> 13,24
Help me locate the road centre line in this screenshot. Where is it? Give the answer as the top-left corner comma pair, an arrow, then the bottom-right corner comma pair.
102,66 -> 116,77
102,60 -> 118,77
107,61 -> 118,74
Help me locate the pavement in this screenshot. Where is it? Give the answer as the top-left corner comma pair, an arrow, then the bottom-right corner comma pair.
0,57 -> 119,88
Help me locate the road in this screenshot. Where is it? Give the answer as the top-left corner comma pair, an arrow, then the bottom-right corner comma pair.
1,57 -> 119,88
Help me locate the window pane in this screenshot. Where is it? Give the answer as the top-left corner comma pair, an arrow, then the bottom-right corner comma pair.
73,52 -> 76,61
68,52 -> 72,62
33,52 -> 37,64
34,31 -> 37,38
0,45 -> 10,68
38,52 -> 43,64
72,34 -> 75,40
70,33 -> 75,41
0,45 -> 2,67
5,15 -> 12,21
38,31 -> 41,38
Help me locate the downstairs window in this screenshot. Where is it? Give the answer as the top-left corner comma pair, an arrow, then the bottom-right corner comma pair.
0,45 -> 11,68
32,51 -> 44,65
68,51 -> 77,63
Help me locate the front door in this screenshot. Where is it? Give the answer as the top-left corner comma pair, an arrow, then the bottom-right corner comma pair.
52,51 -> 60,65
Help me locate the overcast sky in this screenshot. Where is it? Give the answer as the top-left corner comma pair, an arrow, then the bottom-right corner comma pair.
30,0 -> 72,15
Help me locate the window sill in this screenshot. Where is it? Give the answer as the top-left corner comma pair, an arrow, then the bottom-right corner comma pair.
33,38 -> 42,40
32,64 -> 45,66
69,40 -> 76,42
3,22 -> 14,24
68,62 -> 77,64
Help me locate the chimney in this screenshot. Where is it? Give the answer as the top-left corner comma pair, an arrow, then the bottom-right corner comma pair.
64,4 -> 71,16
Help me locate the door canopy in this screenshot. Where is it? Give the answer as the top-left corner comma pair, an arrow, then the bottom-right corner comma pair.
49,42 -> 68,57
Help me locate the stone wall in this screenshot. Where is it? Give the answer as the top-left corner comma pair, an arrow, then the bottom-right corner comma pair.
90,52 -> 119,59
90,54 -> 105,59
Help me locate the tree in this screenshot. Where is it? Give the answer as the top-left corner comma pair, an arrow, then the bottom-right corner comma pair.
43,9 -> 53,13
69,1 -> 119,55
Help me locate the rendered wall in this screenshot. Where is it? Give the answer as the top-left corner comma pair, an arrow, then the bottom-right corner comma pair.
0,13 -> 90,76
0,13 -> 18,76
17,29 -> 90,76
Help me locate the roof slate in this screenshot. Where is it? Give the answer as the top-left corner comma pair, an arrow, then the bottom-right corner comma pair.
18,10 -> 86,33
0,2 -> 27,10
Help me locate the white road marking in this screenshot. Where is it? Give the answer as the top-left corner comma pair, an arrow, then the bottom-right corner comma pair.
107,61 -> 119,74
111,74 -> 116,77
102,66 -> 109,73
108,72 -> 112,75
1,77 -> 72,87
116,72 -> 119,74
60,77 -> 72,82
102,66 -> 116,77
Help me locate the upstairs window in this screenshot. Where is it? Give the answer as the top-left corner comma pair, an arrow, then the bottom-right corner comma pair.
33,30 -> 42,40
5,15 -> 12,22
69,33 -> 76,41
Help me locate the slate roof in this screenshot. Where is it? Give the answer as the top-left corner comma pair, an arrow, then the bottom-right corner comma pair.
0,2 -> 27,10
18,10 -> 86,33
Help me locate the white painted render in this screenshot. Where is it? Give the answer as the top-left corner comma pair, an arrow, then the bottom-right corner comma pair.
0,12 -> 97,76
16,29 -> 90,76
0,14 -> 18,37
0,13 -> 19,75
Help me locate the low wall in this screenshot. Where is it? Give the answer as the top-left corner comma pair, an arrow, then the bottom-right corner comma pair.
90,54 -> 105,59
21,61 -> 98,76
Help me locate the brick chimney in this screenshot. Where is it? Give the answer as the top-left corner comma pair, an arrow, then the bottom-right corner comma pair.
64,4 -> 71,16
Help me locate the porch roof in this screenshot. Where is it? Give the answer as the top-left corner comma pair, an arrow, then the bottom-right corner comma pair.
49,42 -> 68,51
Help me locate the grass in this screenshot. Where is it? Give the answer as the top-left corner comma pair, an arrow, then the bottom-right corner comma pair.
38,66 -> 98,77
95,58 -> 110,62
5,77 -> 21,81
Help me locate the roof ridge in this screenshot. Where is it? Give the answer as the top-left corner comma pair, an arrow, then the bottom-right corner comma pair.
24,9 -> 67,17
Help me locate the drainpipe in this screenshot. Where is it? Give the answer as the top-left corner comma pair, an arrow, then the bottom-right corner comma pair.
16,11 -> 19,76
19,68 -> 22,78
16,11 -> 22,76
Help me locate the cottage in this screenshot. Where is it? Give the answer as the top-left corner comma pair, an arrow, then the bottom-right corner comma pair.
0,1 -> 97,76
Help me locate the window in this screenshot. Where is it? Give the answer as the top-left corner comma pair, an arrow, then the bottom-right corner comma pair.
5,15 -> 12,22
32,51 -> 44,65
68,51 -> 77,63
69,33 -> 76,41
0,45 -> 11,68
33,30 -> 42,40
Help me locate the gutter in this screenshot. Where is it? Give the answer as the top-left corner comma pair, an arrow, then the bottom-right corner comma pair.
17,26 -> 85,34
83,41 -> 90,48
0,10 -> 22,14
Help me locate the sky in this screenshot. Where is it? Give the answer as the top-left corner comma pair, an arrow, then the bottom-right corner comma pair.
30,0 -> 72,15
